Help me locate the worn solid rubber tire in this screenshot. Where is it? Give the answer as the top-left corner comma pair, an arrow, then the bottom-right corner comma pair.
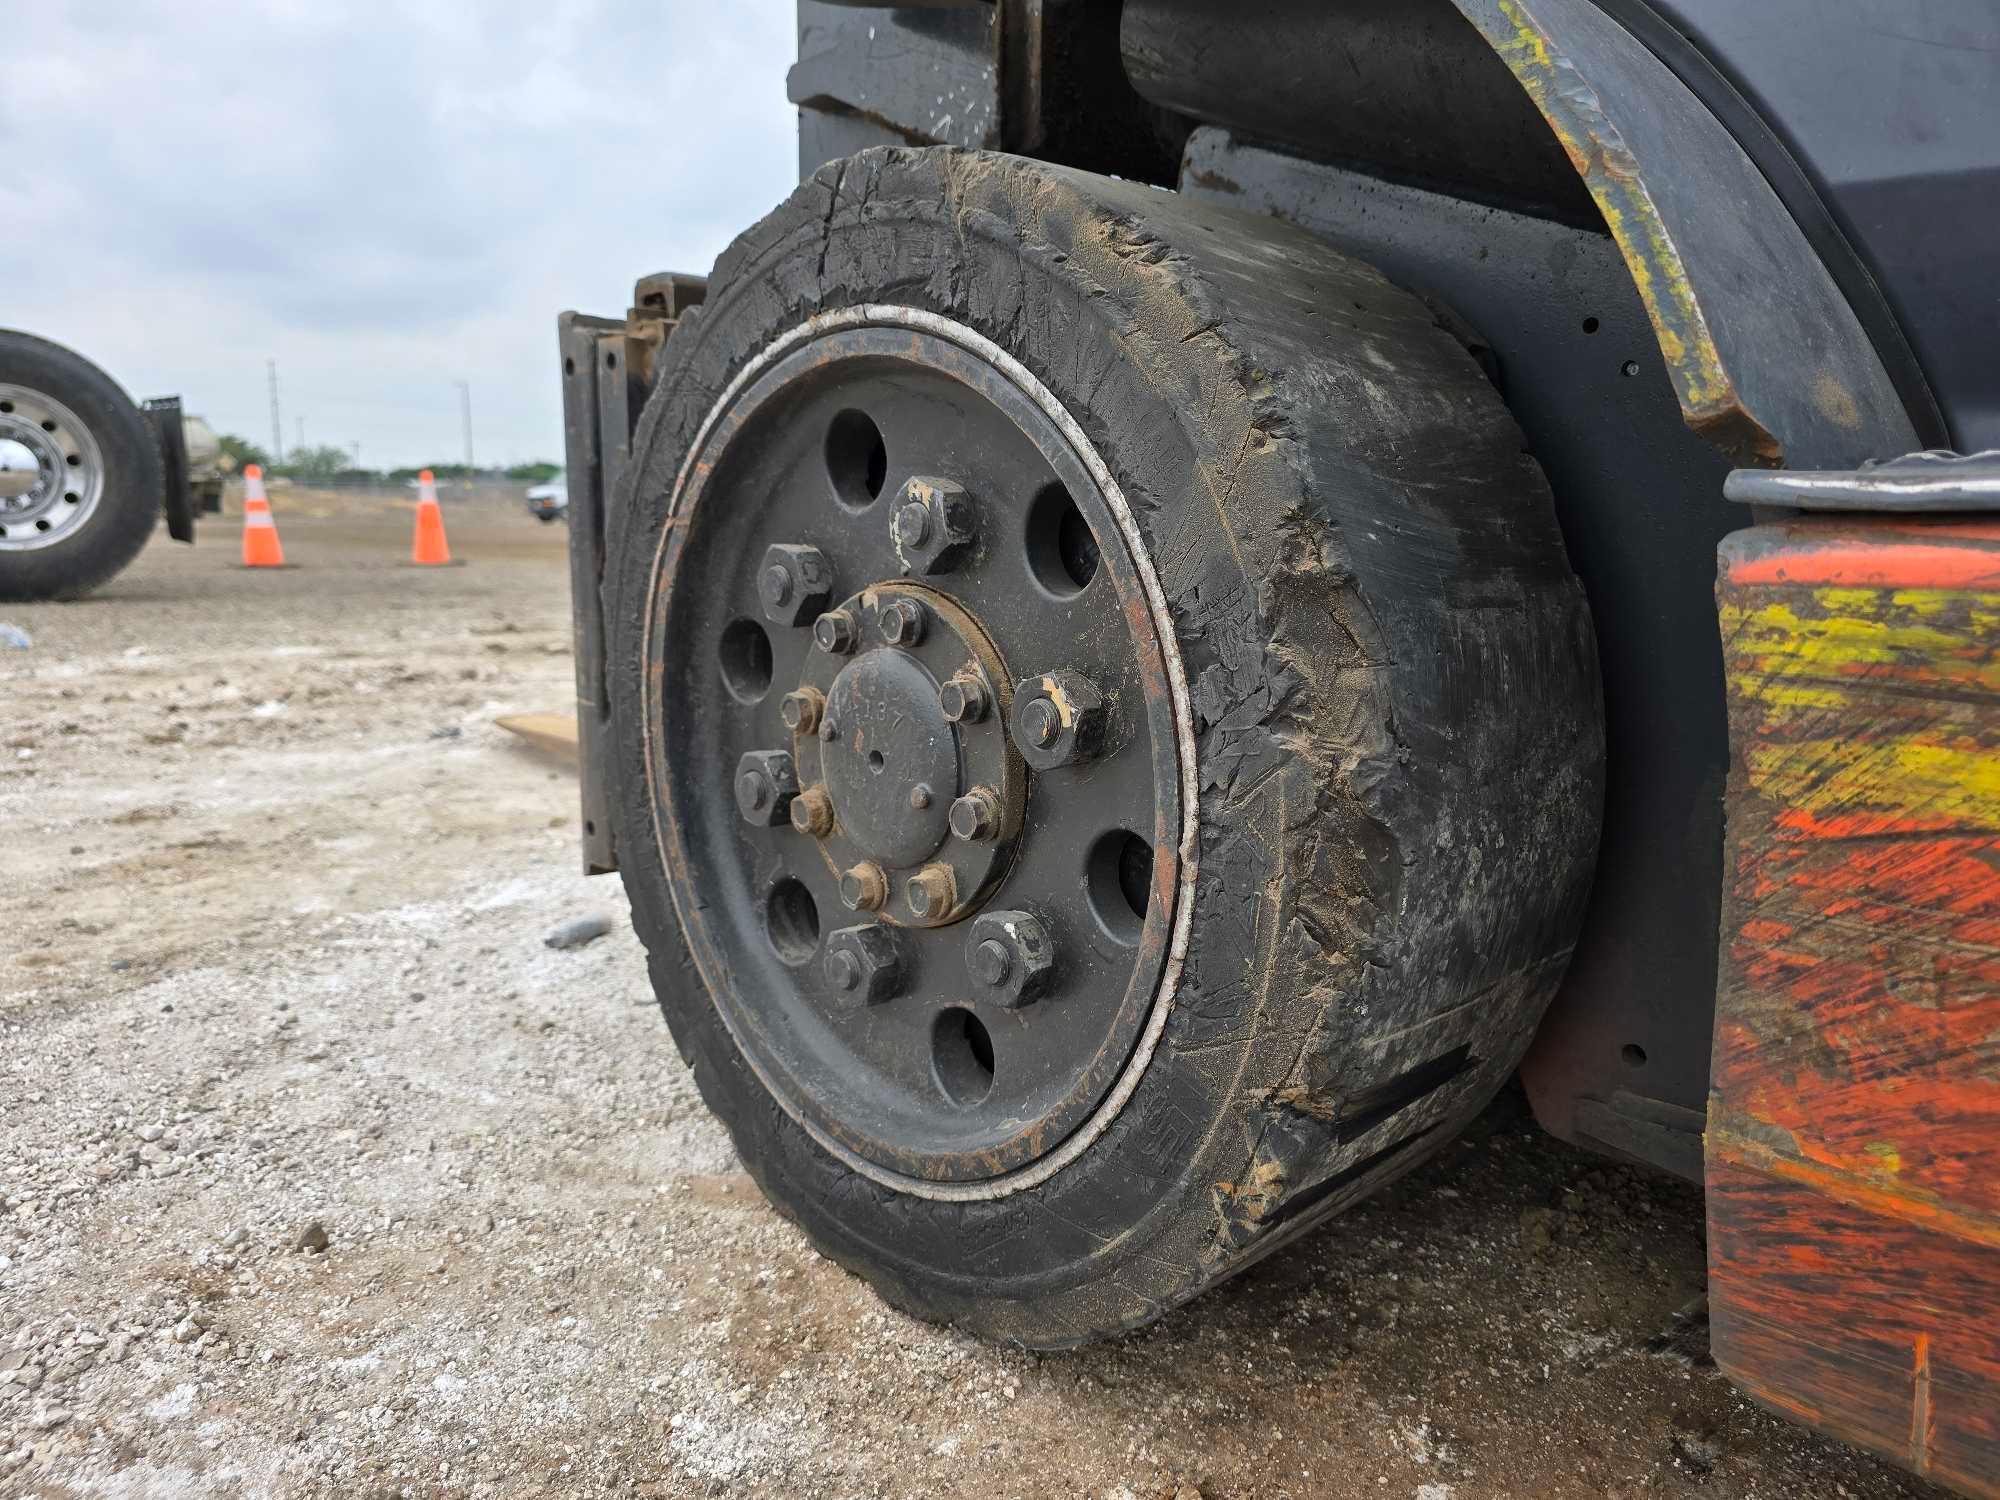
0,330 -> 161,602
606,147 -> 1603,1347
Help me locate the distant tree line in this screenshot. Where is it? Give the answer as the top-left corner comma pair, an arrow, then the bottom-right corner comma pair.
216,434 -> 559,485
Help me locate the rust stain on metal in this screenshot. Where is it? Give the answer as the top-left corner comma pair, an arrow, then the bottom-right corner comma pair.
1449,0 -> 1781,465
1709,518 -> 2000,1498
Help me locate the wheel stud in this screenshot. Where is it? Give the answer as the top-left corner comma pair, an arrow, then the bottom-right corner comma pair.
891,476 -> 977,575
734,750 -> 797,826
790,784 -> 834,837
970,938 -> 1012,987
780,687 -> 824,736
938,672 -> 989,725
813,609 -> 860,654
759,543 -> 833,627
904,863 -> 957,922
948,786 -> 1000,842
1010,671 -> 1107,770
909,783 -> 933,811
818,714 -> 841,744
838,861 -> 888,912
879,597 -> 928,646
965,910 -> 1055,1007
823,924 -> 904,1007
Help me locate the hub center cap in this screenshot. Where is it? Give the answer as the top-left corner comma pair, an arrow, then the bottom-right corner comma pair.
822,647 -> 955,867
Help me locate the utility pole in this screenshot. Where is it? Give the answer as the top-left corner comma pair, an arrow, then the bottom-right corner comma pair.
296,416 -> 305,453
456,380 -> 475,477
267,359 -> 284,465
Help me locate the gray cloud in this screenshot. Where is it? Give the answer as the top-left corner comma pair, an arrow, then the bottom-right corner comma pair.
1,1 -> 798,467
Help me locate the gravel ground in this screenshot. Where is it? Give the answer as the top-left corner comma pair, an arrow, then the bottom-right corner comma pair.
0,498 -> 1946,1499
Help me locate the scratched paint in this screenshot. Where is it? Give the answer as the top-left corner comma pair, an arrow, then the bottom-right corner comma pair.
1448,0 -> 1780,464
1709,521 -> 2000,1498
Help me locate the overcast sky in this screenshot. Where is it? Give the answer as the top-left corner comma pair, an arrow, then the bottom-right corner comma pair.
3,2 -> 798,469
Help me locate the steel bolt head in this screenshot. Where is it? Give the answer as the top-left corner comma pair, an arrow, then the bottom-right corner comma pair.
948,787 -> 1000,842
1010,670 -> 1107,770
813,608 -> 860,655
891,476 -> 976,576
780,687 -> 824,736
937,672 -> 990,725
965,910 -> 1055,1007
760,543 -> 834,627
908,783 -> 933,811
789,784 -> 835,838
733,749 -> 797,826
838,861 -> 888,913
878,597 -> 928,647
904,863 -> 957,923
823,924 -> 904,1007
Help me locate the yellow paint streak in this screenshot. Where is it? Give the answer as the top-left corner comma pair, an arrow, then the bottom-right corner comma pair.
1722,593 -> 2000,715
1745,738 -> 2000,824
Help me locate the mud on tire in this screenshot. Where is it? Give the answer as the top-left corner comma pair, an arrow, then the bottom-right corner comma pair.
606,147 -> 1603,1347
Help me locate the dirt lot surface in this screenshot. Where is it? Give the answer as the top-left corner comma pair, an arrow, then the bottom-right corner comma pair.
1,495 -> 1944,1499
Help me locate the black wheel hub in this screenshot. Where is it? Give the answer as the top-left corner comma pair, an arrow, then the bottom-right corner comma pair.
646,315 -> 1185,1187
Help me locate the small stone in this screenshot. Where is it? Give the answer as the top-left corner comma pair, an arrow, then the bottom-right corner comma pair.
14,1366 -> 43,1391
295,1222 -> 330,1254
137,1125 -> 165,1142
32,1407 -> 70,1432
104,1335 -> 130,1365
171,1318 -> 199,1344
543,915 -> 613,951
221,1228 -> 248,1249
0,1351 -> 26,1374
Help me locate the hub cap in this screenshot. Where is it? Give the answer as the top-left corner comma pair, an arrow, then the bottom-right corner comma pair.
645,311 -> 1191,1192
0,385 -> 105,550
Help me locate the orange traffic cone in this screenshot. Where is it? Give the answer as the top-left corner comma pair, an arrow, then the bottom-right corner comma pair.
240,464 -> 286,567
410,469 -> 453,565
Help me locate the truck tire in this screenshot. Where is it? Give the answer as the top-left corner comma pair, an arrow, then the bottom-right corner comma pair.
0,329 -> 163,601
605,147 -> 1603,1347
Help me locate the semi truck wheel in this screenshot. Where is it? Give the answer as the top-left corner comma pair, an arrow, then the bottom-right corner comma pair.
0,329 -> 163,602
605,148 -> 1603,1346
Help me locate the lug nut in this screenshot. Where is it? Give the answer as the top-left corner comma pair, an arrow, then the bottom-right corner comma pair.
937,672 -> 990,724
759,543 -> 834,627
891,476 -> 977,575
813,608 -> 860,654
790,785 -> 834,837
823,924 -> 904,1007
964,910 -> 1056,1007
838,861 -> 888,913
879,597 -> 928,647
733,749 -> 797,826
818,715 -> 841,744
1010,670 -> 1107,770
908,783 -> 933,811
948,786 -> 1000,842
780,687 -> 824,736
904,863 -> 957,922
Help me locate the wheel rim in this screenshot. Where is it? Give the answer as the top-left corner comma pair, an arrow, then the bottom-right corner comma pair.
642,308 -> 1197,1195
0,384 -> 106,550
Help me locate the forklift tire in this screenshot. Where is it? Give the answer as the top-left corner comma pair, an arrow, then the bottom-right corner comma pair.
605,147 -> 1603,1347
0,329 -> 163,602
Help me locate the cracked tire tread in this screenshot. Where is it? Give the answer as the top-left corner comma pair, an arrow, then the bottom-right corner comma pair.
605,147 -> 1603,1348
